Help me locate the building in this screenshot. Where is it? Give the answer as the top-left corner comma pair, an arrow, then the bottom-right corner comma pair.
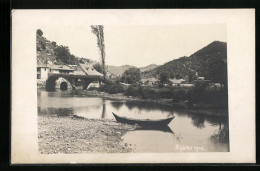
37,63 -> 103,81
197,77 -> 205,81
37,64 -> 49,81
141,78 -> 159,86
37,63 -> 104,90
49,64 -> 75,75
77,63 -> 103,77
169,78 -> 186,84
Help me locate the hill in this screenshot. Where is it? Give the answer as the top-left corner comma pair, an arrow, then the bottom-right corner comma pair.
142,41 -> 227,85
37,29 -> 80,65
37,34 -> 57,65
139,64 -> 158,72
106,64 -> 158,77
107,65 -> 137,76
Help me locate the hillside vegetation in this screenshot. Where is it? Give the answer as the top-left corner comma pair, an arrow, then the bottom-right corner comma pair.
37,29 -> 79,65
139,64 -> 158,72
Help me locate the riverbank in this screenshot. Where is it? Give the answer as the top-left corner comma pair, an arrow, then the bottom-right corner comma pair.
81,90 -> 228,116
38,115 -> 137,154
82,90 -> 181,106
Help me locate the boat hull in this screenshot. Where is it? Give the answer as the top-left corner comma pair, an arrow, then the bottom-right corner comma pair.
112,112 -> 174,127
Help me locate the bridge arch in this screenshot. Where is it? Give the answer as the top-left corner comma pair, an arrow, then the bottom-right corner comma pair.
45,74 -> 102,91
55,77 -> 72,90
60,82 -> 68,90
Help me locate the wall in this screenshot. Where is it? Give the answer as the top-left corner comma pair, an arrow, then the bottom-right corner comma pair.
51,69 -> 60,74
40,68 -> 49,81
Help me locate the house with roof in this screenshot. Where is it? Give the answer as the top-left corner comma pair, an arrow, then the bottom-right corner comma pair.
76,63 -> 103,88
169,78 -> 186,84
77,63 -> 103,77
49,64 -> 75,75
141,77 -> 159,86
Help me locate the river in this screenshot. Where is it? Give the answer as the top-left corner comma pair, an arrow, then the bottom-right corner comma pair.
38,90 -> 229,152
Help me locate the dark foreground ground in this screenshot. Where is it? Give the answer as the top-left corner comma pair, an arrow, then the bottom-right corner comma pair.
38,115 -> 137,154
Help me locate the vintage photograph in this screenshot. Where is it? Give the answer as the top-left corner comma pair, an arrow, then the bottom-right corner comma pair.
11,9 -> 255,164
36,24 -> 229,154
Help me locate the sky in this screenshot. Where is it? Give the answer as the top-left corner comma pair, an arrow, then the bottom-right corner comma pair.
40,24 -> 226,67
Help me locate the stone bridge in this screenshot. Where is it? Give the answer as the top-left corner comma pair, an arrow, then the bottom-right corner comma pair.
45,74 -> 102,91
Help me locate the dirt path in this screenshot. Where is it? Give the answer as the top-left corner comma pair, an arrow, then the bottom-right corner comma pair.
38,115 -> 137,154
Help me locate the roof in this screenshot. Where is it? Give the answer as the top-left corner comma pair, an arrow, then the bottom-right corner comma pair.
73,70 -> 86,76
197,77 -> 205,80
169,78 -> 186,84
37,64 -> 49,68
49,65 -> 74,71
141,78 -> 159,82
79,63 -> 103,76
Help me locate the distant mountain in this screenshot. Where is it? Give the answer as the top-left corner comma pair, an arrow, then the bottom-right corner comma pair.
107,65 -> 137,76
107,64 -> 158,76
142,41 -> 227,84
139,64 -> 158,72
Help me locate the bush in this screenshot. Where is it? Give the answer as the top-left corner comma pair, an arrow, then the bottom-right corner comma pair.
185,82 -> 228,109
158,87 -> 174,99
141,87 -> 158,99
125,86 -> 175,100
87,87 -> 99,91
99,82 -> 124,94
37,29 -> 43,37
125,85 -> 142,97
172,89 -> 186,102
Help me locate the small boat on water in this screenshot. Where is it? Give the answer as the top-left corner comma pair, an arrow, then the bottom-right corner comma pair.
112,112 -> 174,127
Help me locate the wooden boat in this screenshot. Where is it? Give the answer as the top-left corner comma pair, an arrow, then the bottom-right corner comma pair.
112,112 -> 174,127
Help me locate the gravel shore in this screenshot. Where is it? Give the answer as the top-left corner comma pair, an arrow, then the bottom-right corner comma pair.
38,115 -> 137,154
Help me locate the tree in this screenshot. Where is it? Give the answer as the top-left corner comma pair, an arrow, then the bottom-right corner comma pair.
91,25 -> 106,82
121,68 -> 141,84
52,41 -> 57,47
93,63 -> 103,74
54,45 -> 75,64
159,71 -> 169,84
37,29 -> 43,37
208,59 -> 227,92
187,70 -> 196,82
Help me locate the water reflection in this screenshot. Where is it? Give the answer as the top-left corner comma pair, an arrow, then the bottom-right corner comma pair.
37,90 -> 229,152
101,99 -> 106,118
125,101 -> 175,114
110,101 -> 124,109
136,125 -> 174,134
211,124 -> 229,144
174,110 -> 229,129
191,115 -> 205,128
